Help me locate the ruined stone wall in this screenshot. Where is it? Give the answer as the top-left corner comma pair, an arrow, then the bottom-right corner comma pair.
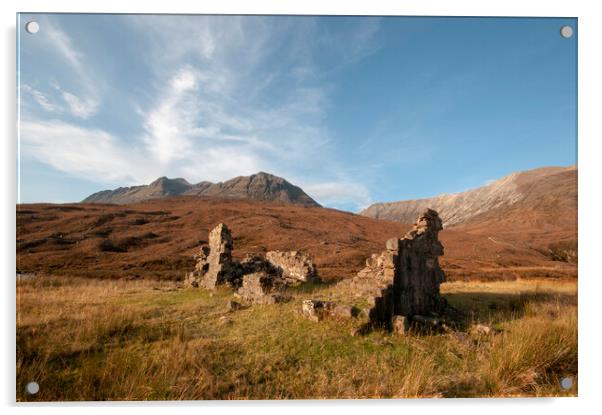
265,251 -> 319,283
185,223 -> 240,289
186,224 -> 319,302
237,272 -> 288,304
351,209 -> 447,327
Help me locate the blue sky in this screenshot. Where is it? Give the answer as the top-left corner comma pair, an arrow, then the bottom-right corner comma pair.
17,14 -> 577,211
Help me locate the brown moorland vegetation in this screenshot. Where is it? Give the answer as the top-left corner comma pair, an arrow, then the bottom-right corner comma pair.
16,196 -> 577,400
16,197 -> 576,282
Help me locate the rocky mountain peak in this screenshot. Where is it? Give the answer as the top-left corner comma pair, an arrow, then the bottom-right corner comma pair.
82,172 -> 320,207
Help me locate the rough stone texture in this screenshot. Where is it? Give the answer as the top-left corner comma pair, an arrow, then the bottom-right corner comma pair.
350,208 -> 447,328
301,299 -> 358,321
226,300 -> 243,312
185,224 -> 320,305
240,253 -> 277,275
265,251 -> 319,283
391,315 -> 410,335
185,223 -> 240,289
301,299 -> 336,322
237,272 -> 288,304
83,172 -> 321,207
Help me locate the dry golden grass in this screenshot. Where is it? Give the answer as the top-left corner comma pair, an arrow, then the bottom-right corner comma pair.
16,276 -> 577,401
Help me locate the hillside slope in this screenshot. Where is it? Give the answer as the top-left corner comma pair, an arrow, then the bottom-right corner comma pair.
17,197 -> 576,282
360,166 -> 576,228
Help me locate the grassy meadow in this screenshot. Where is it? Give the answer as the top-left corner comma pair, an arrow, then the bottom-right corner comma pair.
16,276 -> 577,401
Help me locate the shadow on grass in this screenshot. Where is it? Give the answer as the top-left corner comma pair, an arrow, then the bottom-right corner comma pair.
443,290 -> 577,326
284,279 -> 339,295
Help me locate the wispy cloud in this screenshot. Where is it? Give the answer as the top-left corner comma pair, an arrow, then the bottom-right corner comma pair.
20,120 -> 151,184
44,21 -> 84,71
141,66 -> 201,166
20,84 -> 63,114
33,17 -> 102,119
60,91 -> 98,119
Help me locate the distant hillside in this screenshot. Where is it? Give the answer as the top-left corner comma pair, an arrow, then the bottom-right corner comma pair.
82,172 -> 320,207
17,197 -> 576,282
360,166 -> 577,253
361,166 -> 576,226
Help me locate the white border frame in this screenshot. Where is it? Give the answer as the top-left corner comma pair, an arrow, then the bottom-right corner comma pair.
3,1 -> 601,414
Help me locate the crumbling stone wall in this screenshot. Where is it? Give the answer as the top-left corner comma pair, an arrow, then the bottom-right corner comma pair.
265,251 -> 319,283
237,272 -> 288,304
185,224 -> 319,304
351,209 -> 447,328
185,223 -> 240,289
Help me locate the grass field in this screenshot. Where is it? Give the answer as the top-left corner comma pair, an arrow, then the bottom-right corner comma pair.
16,276 -> 577,401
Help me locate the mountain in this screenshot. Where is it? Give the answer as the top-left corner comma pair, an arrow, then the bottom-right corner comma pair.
82,172 -> 321,207
360,166 -> 577,244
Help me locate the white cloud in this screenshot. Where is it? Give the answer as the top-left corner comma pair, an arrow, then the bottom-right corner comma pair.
20,119 -> 152,184
142,67 -> 202,165
20,84 -> 63,113
44,22 -> 84,71
36,18 -> 101,119
61,91 -> 98,119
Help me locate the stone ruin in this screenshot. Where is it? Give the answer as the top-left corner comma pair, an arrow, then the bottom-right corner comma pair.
265,251 -> 318,283
185,211 -> 458,334
185,223 -> 320,304
237,272 -> 289,305
185,223 -> 239,289
349,208 -> 451,332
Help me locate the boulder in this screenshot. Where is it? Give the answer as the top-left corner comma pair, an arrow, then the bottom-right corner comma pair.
391,315 -> 410,334
301,299 -> 335,322
301,299 -> 358,321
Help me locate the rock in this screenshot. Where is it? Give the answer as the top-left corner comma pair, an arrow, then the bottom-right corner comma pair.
358,308 -> 371,319
184,272 -> 198,288
240,253 -> 275,275
237,272 -> 288,305
301,299 -> 335,322
391,315 -> 409,334
385,238 -> 400,252
185,223 -> 241,289
266,251 -> 320,283
472,324 -> 493,336
218,316 -> 232,325
349,209 -> 448,330
333,305 -> 360,319
226,300 -> 243,312
186,224 -> 320,296
301,299 -> 357,321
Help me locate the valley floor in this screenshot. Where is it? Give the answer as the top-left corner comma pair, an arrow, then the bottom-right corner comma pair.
16,276 -> 577,400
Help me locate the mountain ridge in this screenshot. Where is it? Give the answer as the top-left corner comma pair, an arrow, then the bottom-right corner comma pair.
82,172 -> 321,207
360,165 -> 576,228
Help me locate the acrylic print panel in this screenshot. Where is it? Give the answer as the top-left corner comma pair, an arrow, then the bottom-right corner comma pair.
16,14 -> 577,401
